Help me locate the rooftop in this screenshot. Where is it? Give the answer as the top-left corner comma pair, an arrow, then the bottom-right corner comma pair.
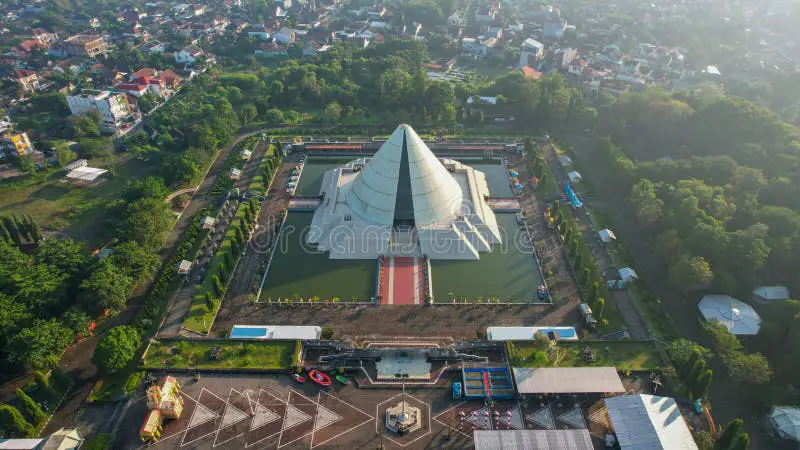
605,394 -> 697,450
512,367 -> 625,394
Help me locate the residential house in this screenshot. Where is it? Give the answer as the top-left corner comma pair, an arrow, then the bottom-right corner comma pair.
52,58 -> 85,75
174,45 -> 204,64
146,42 -> 168,53
462,37 -> 497,58
255,43 -> 288,58
231,21 -> 249,33
191,4 -> 207,16
132,68 -> 158,78
212,16 -> 230,31
158,70 -> 183,90
67,90 -> 134,132
367,6 -> 387,18
475,6 -> 496,24
275,0 -> 292,10
543,19 -> 567,38
248,29 -> 272,40
516,66 -> 543,79
13,69 -> 39,92
274,27 -> 296,45
30,28 -> 58,46
447,10 -> 466,28
63,34 -> 107,58
520,38 -> 544,67
12,39 -> 46,56
125,23 -> 149,39
115,75 -> 170,98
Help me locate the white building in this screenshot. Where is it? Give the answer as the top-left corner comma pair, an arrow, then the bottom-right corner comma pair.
307,124 -> 502,260
274,27 -> 296,45
698,294 -> 761,335
67,90 -> 132,132
520,38 -> 544,67
174,45 -> 203,64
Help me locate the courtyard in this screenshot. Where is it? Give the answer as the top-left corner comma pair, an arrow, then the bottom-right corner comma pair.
110,372 -> 613,449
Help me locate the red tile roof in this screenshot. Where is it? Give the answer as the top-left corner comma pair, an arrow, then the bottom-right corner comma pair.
132,68 -> 157,78
14,69 -> 36,79
517,65 -> 543,79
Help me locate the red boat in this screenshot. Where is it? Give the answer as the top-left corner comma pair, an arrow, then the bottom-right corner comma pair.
308,370 -> 331,387
291,373 -> 306,383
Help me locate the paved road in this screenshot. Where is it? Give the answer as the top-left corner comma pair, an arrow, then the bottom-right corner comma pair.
212,157 -> 295,331
39,129 -> 266,435
540,143 -> 649,339
510,152 -> 585,328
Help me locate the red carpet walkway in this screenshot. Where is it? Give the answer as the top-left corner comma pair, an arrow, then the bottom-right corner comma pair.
378,256 -> 423,305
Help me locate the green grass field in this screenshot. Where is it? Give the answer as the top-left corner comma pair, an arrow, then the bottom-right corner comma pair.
259,213 -> 375,302
0,155 -> 153,247
142,339 -> 294,369
509,340 -> 665,371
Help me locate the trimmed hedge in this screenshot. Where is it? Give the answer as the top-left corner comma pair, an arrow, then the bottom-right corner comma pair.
184,197 -> 261,333
131,208 -> 211,334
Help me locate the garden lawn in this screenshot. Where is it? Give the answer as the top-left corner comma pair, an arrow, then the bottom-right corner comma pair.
0,155 -> 152,247
82,433 -> 113,450
511,340 -> 665,371
142,339 -> 294,369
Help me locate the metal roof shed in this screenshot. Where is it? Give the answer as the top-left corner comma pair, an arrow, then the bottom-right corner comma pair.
770,406 -> 800,443
605,394 -> 697,450
598,228 -> 616,243
752,286 -> 789,303
473,430 -> 594,450
512,367 -> 625,394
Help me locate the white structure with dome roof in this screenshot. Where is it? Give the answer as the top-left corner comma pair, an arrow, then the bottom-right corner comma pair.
698,294 -> 761,335
307,124 -> 502,259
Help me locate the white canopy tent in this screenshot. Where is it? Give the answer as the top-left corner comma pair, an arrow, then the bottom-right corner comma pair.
605,394 -> 697,450
568,171 -> 582,183
698,295 -> 761,335
65,166 -> 108,182
598,228 -> 616,243
770,406 -> 800,443
618,267 -> 638,282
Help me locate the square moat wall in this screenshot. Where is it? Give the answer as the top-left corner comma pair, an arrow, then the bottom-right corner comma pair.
259,213 -> 376,302
295,157 -> 514,198
431,214 -> 545,303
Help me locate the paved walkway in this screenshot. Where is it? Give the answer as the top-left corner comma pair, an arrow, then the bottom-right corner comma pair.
378,256 -> 423,305
540,143 -> 649,339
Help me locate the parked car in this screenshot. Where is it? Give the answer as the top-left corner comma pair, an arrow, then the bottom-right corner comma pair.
452,382 -> 463,400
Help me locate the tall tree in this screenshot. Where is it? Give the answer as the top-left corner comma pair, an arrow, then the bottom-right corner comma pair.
715,419 -> 743,450
92,326 -> 141,373
79,261 -> 133,315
